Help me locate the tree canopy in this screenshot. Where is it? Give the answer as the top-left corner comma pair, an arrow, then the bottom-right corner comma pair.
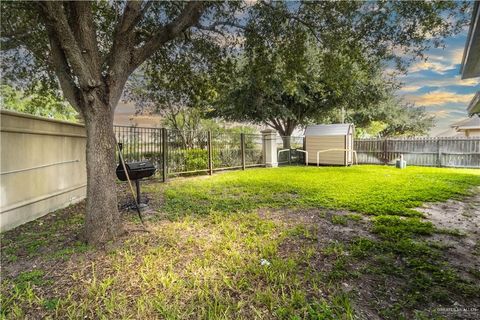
125,35 -> 233,129
208,1 -> 468,137
213,14 -> 392,137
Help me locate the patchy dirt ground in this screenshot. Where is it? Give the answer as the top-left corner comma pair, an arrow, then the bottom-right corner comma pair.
417,186 -> 480,282
418,186 -> 480,239
262,208 -> 383,319
263,189 -> 480,320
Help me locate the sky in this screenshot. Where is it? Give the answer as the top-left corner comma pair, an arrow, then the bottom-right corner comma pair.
396,29 -> 479,136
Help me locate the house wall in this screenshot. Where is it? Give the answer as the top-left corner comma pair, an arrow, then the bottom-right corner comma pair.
305,135 -> 347,165
465,129 -> 480,137
0,110 -> 87,232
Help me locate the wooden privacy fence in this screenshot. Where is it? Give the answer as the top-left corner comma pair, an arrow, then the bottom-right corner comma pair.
354,137 -> 480,168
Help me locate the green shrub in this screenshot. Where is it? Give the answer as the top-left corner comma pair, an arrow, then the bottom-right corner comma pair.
168,148 -> 219,173
184,149 -> 209,171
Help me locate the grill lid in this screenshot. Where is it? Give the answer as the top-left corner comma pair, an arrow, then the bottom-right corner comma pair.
116,161 -> 156,181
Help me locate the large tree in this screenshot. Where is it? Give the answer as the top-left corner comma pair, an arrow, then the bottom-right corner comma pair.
215,27 -> 391,145
0,1 -> 241,244
211,1 -> 469,142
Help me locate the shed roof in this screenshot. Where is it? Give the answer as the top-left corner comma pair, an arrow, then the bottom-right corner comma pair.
304,123 -> 353,136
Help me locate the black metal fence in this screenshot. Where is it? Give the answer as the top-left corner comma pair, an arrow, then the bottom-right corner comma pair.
276,136 -> 306,165
114,126 -> 264,180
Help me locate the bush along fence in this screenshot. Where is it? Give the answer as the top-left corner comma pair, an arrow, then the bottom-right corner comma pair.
114,126 -> 271,181
355,137 -> 480,168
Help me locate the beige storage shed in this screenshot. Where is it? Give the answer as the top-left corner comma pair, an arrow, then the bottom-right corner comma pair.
305,123 -> 356,166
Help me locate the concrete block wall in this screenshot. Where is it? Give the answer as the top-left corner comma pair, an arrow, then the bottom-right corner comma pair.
0,110 -> 87,232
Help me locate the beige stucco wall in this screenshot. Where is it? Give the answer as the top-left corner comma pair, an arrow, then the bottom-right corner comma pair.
0,110 -> 87,232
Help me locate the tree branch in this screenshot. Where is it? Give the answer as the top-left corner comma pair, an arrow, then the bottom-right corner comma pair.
106,0 -> 152,65
67,2 -> 101,80
39,2 -> 97,89
269,117 -> 285,135
104,1 -> 154,108
46,28 -> 82,112
132,2 -> 206,69
260,0 -> 321,43
118,1 -> 148,34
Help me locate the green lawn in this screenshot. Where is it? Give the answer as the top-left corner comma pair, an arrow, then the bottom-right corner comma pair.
155,165 -> 480,217
1,165 -> 480,319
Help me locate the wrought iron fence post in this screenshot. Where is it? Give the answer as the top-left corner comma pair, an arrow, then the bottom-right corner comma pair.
240,133 -> 246,170
207,131 -> 213,175
162,128 -> 168,182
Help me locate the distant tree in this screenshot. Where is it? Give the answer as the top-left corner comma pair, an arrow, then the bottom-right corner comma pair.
126,36 -> 235,148
214,26 -> 390,147
0,84 -> 77,121
323,97 -> 435,138
374,101 -> 435,138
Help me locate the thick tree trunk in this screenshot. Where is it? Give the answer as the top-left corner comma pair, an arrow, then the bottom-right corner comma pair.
268,118 -> 297,149
83,105 -> 123,245
281,136 -> 291,149
29,0 -> 206,246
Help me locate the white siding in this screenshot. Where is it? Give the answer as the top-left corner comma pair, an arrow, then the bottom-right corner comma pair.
306,136 -> 346,165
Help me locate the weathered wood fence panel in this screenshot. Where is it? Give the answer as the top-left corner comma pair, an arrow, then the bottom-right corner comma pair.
354,137 -> 480,168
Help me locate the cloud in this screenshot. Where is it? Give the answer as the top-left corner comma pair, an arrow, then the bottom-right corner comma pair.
408,60 -> 455,74
414,75 -> 479,87
406,43 -> 466,75
451,48 -> 465,64
406,91 -> 474,107
395,30 -> 478,134
431,110 -> 450,119
398,85 -> 423,93
397,72 -> 479,93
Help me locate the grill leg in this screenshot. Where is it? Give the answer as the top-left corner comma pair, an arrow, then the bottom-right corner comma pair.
135,179 -> 141,204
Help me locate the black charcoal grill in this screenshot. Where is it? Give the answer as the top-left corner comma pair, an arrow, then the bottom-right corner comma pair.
116,143 -> 156,207
116,161 -> 156,181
